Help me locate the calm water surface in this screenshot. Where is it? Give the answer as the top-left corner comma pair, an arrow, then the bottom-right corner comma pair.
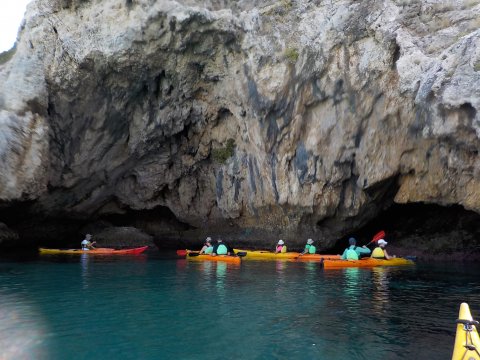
1,253 -> 479,359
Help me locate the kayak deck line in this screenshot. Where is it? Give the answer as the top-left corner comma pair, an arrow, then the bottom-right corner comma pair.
452,303 -> 480,360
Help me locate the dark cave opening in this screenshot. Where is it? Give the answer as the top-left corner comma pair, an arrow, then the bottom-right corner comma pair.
0,201 -> 196,251
328,202 -> 480,259
102,205 -> 193,231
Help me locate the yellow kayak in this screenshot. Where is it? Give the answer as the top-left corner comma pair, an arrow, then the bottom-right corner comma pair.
234,249 -> 300,259
452,303 -> 480,360
39,246 -> 148,255
323,257 -> 414,268
234,249 -> 340,260
186,253 -> 241,263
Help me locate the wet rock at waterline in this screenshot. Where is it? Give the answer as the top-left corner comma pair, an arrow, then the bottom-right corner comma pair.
88,226 -> 155,249
0,0 -> 480,250
0,223 -> 19,248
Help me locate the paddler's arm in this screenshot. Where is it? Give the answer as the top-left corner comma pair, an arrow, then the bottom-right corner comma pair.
384,249 -> 395,260
356,246 -> 371,255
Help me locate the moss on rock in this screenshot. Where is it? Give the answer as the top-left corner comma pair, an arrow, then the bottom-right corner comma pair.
212,138 -> 236,163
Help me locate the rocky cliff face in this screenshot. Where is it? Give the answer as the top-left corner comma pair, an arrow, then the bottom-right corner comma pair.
0,0 -> 479,250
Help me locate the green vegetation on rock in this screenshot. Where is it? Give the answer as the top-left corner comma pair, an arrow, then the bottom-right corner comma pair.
212,138 -> 236,163
284,47 -> 299,64
0,44 -> 16,65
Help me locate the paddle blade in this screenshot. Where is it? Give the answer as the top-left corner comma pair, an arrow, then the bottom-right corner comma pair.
371,230 -> 386,243
176,250 -> 188,256
236,251 -> 247,257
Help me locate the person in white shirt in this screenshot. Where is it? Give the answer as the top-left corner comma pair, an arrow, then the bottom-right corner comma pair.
81,234 -> 96,251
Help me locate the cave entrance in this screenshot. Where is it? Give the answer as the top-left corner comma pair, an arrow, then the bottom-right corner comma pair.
329,203 -> 480,260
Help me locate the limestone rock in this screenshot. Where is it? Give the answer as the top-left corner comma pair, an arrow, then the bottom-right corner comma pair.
0,0 -> 479,249
91,226 -> 154,248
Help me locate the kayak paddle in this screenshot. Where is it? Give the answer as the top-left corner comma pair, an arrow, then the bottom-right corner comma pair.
366,230 -> 386,246
177,250 -> 188,256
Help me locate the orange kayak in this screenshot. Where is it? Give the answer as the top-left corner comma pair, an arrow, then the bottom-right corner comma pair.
323,257 -> 414,268
295,254 -> 341,261
186,253 -> 241,263
39,246 -> 148,255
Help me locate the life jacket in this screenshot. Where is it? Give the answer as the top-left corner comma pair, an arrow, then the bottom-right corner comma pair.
204,246 -> 213,254
305,244 -> 316,254
345,246 -> 359,260
276,245 -> 287,253
216,244 -> 228,255
372,247 -> 385,259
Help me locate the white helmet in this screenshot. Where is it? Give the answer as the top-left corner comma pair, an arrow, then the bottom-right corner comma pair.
307,239 -> 314,245
278,240 -> 284,245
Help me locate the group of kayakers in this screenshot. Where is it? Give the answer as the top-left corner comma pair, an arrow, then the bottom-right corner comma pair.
273,238 -> 315,255
197,235 -> 394,260
199,237 -> 235,256
340,237 -> 394,260
81,231 -> 393,260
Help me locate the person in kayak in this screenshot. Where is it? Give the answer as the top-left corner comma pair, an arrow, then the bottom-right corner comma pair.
299,239 -> 316,255
275,239 -> 287,253
341,237 -> 371,260
81,234 -> 96,251
371,239 -> 395,259
199,237 -> 214,254
211,238 -> 235,256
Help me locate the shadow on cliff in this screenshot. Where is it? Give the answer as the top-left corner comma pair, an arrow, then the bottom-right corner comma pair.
329,203 -> 480,262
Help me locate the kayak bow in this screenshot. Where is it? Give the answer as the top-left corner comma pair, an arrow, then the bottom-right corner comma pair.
452,303 -> 480,360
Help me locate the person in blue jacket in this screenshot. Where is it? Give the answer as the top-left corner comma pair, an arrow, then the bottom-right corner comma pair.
341,237 -> 371,260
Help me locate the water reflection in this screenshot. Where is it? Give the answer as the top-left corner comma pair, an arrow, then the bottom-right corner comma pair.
200,261 -> 214,278
343,268 -> 360,296
342,268 -> 362,312
80,253 -> 90,290
304,261 -> 319,275
275,260 -> 287,274
274,261 -> 288,298
371,267 -> 390,314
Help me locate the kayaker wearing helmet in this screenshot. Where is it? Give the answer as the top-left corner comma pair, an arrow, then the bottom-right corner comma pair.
199,237 -> 214,254
341,237 -> 371,260
299,239 -> 316,255
371,239 -> 395,260
275,239 -> 287,253
212,238 -> 235,256
81,234 -> 96,251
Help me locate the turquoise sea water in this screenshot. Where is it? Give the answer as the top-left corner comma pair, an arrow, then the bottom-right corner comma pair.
1,253 -> 479,359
